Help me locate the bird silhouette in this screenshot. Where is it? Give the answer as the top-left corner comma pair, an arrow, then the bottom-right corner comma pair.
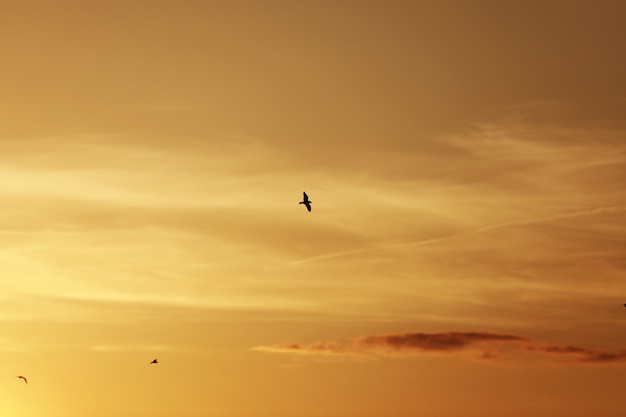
299,191 -> 312,212
16,375 -> 27,384
150,359 -> 158,364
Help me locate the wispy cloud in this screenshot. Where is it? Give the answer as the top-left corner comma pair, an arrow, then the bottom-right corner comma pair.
1,102 -> 624,328
254,330 -> 626,365
287,101 -> 626,272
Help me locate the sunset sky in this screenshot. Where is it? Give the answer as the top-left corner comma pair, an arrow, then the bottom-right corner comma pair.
1,1 -> 625,416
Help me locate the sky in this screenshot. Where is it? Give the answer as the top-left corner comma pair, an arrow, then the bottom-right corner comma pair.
0,1 -> 625,416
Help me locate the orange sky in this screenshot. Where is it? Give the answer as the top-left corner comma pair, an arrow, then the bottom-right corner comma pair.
1,1 -> 625,416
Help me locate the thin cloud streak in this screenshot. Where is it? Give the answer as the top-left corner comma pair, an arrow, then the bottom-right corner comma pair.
288,206 -> 624,266
90,344 -> 172,352
472,206 -> 625,233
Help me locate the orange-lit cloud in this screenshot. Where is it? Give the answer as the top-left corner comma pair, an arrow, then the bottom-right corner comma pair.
254,330 -> 626,364
253,331 -> 528,358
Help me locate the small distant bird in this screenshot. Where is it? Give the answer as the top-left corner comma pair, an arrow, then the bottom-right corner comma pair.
150,359 -> 158,364
16,375 -> 27,384
299,191 -> 312,212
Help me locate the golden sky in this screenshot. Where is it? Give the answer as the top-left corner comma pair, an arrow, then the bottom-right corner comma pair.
1,1 -> 625,416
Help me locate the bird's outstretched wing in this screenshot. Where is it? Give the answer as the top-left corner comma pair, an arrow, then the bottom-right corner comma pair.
299,191 -> 312,212
16,375 -> 27,384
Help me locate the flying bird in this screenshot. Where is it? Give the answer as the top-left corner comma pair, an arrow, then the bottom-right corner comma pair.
16,375 -> 27,384
299,191 -> 312,212
150,359 -> 158,364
